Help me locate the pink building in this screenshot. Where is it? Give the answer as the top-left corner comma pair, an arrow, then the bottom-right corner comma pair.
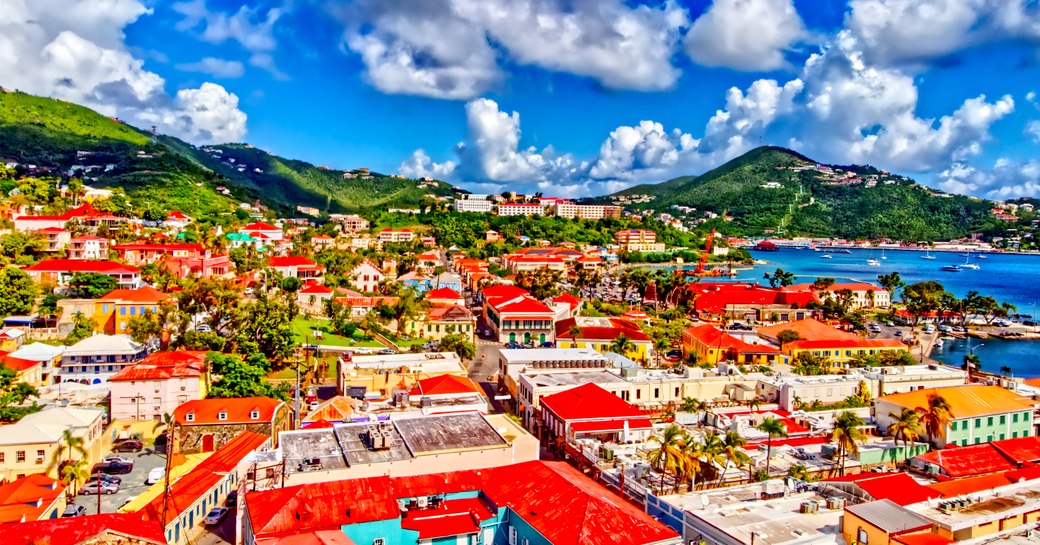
108,351 -> 208,421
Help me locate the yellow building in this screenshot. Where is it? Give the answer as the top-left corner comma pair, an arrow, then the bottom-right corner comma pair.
681,324 -> 784,366
785,338 -> 908,368
554,317 -> 653,363
403,304 -> 477,345
0,408 -> 108,482
94,286 -> 170,335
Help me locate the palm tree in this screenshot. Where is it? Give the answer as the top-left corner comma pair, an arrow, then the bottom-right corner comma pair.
757,417 -> 788,475
610,333 -> 636,356
887,408 -> 924,463
718,430 -> 751,486
646,424 -> 688,494
831,411 -> 866,476
787,464 -> 812,482
1000,365 -> 1013,377
691,432 -> 726,489
60,458 -> 90,496
918,394 -> 954,449
49,429 -> 87,472
567,324 -> 583,344
748,398 -> 762,412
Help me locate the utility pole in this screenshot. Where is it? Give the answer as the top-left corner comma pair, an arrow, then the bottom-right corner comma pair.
96,471 -> 102,514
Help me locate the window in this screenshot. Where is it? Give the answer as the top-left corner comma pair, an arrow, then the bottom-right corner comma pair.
987,416 -> 994,426
1013,413 -> 1019,423
975,418 -> 981,428
218,411 -> 228,421
635,390 -> 641,400
373,540 -> 385,545
120,307 -> 126,315
16,451 -> 25,463
36,450 -> 45,462
858,528 -> 869,544
1000,415 -> 1006,425
250,410 -> 259,419
0,453 -> 4,463
653,388 -> 660,399
186,413 -> 195,422
950,421 -> 957,431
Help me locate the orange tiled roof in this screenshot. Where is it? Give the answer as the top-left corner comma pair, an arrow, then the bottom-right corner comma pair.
757,318 -> 858,342
97,285 -> 170,304
173,396 -> 284,425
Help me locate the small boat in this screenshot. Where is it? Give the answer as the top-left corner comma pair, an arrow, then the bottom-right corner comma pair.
960,263 -> 980,270
941,265 -> 961,272
921,249 -> 936,260
977,254 -> 987,259
881,249 -> 887,260
820,254 -> 833,259
933,339 -> 944,348
867,258 -> 881,267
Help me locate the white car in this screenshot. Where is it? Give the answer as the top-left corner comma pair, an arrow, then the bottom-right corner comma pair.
146,467 -> 165,485
103,456 -> 134,465
353,347 -> 373,355
205,507 -> 230,525
308,401 -> 320,411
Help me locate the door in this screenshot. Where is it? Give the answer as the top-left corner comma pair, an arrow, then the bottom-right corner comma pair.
509,332 -> 516,343
202,434 -> 215,452
523,332 -> 530,344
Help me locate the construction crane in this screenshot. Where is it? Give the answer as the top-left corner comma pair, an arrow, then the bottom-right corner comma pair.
694,229 -> 716,275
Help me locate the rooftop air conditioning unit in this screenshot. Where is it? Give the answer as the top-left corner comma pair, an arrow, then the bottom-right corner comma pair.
826,497 -> 846,510
800,501 -> 819,514
417,496 -> 428,508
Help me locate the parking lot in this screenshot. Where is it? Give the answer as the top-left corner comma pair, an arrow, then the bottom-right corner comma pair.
67,445 -> 168,515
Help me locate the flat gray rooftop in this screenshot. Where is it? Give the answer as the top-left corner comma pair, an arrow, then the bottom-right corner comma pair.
280,428 -> 348,473
334,422 -> 414,466
395,413 -> 506,455
522,370 -> 623,388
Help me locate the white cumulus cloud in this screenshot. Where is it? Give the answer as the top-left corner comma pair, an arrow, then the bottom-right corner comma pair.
936,159 -> 1040,199
175,57 -> 245,78
328,0 -> 688,100
173,0 -> 287,79
0,0 -> 248,143
684,0 -> 806,71
397,149 -> 457,180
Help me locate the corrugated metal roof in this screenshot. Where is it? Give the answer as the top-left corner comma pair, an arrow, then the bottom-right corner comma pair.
846,499 -> 933,534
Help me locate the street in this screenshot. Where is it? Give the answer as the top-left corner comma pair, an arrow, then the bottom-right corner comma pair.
70,445 -> 167,515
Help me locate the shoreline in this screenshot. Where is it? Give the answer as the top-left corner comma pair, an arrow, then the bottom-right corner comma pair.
750,245 -> 1040,257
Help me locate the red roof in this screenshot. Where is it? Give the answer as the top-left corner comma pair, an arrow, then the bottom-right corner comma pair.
426,287 -> 462,300
417,374 -> 482,396
825,472 -> 941,506
481,285 -> 529,299
400,497 -> 495,539
552,293 -> 582,307
167,210 -> 189,220
141,431 -> 269,523
894,533 -> 954,545
0,474 -> 65,524
926,472 -> 1018,498
97,286 -> 170,304
269,255 -> 321,268
541,383 -> 644,422
109,351 -> 207,382
991,435 -> 1040,463
569,418 -> 654,433
0,354 -> 40,372
10,513 -> 166,545
246,461 -> 677,545
555,318 -> 651,342
301,419 -> 336,429
242,221 -> 280,231
492,296 -> 553,314
682,324 -> 780,354
915,444 -> 1019,478
300,284 -> 334,294
112,243 -> 203,252
785,338 -> 906,350
691,284 -> 819,313
24,258 -> 138,274
173,396 -> 284,425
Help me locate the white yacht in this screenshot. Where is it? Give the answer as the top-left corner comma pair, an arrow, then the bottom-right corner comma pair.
866,258 -> 881,267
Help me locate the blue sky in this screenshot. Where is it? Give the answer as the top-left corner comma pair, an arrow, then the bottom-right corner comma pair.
3,1 -> 1040,199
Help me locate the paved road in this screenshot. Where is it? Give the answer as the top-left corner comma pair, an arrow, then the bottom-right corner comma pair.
70,446 -> 168,515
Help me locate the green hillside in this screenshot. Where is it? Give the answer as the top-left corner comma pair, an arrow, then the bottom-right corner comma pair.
604,146 -> 1000,241
0,90 -> 455,218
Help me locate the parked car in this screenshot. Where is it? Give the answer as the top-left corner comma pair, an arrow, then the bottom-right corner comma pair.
422,341 -> 438,350
88,472 -> 122,485
103,455 -> 134,465
505,342 -> 523,349
205,507 -> 230,525
664,350 -> 683,362
146,467 -> 165,485
377,348 -> 397,355
352,347 -> 373,355
112,439 -> 143,452
81,481 -> 119,495
92,461 -> 133,475
225,491 -> 238,507
540,342 -> 554,348
62,505 -> 87,517
308,401 -> 320,411
195,324 -> 212,333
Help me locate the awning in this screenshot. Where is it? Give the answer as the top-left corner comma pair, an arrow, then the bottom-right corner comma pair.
570,417 -> 653,434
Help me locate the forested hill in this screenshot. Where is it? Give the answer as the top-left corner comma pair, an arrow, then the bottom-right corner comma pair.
598,146 -> 1007,241
0,90 -> 456,218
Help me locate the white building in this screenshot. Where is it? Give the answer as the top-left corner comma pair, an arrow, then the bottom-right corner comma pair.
554,203 -> 622,220
454,198 -> 494,213
347,259 -> 385,293
497,203 -> 545,216
58,334 -> 148,384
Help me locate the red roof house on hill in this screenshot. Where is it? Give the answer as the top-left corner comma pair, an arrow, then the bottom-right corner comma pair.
172,397 -> 290,453
244,460 -> 679,545
481,285 -> 555,345
688,283 -> 819,320
268,255 -> 324,282
0,474 -> 67,523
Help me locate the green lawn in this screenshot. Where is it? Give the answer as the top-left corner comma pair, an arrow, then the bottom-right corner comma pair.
291,317 -> 382,348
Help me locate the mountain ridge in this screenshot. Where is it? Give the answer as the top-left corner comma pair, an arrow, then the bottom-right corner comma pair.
0,90 -> 457,218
